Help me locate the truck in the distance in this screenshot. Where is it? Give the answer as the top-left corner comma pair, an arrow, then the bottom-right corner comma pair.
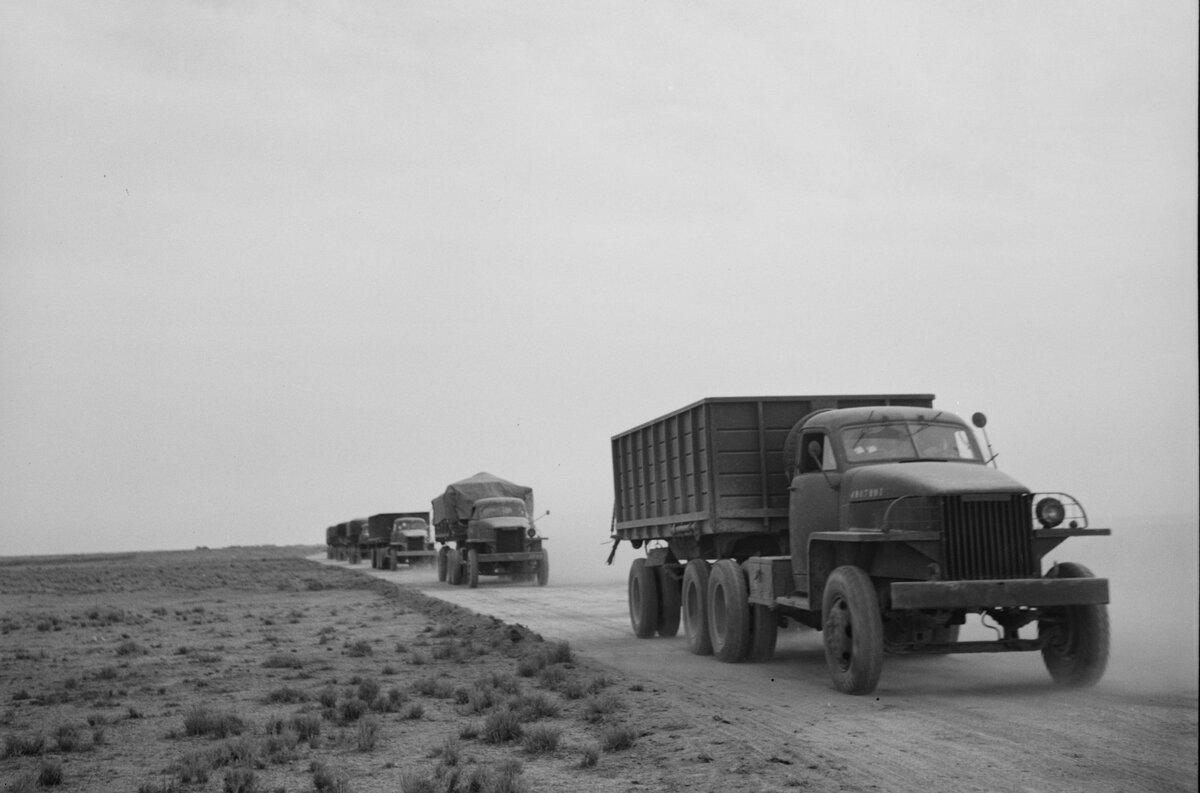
434,472 -> 549,588
356,512 -> 435,569
608,395 -> 1110,695
387,512 -> 436,569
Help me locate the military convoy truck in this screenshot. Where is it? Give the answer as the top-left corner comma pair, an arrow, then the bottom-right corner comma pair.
328,519 -> 364,562
433,472 -> 549,588
386,512 -> 436,569
609,395 -> 1110,694
356,512 -> 435,569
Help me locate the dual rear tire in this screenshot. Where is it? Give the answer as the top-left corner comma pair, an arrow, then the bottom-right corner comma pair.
627,559 -> 682,639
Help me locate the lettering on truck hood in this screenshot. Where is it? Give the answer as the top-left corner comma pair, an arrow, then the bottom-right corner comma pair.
845,462 -> 1029,501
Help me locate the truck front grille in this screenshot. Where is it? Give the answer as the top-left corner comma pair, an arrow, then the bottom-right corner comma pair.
495,530 -> 525,555
942,494 -> 1036,580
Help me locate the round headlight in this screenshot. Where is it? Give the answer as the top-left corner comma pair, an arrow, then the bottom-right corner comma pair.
527,527 -> 537,538
1035,497 -> 1065,528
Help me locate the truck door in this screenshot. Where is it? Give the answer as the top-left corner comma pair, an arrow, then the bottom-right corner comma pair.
788,431 -> 840,596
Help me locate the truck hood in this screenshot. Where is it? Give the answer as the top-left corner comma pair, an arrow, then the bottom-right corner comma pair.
844,462 -> 1028,500
475,517 -> 531,530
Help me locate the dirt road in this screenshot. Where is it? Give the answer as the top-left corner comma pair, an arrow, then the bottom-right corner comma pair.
323,558 -> 1198,793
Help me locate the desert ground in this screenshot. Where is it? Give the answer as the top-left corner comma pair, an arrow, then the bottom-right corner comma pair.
2,547 -> 1196,793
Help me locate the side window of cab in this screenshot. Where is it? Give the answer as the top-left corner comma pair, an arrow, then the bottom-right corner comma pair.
798,432 -> 836,474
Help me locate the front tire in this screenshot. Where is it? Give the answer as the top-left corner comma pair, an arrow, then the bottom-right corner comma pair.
822,566 -> 884,695
1039,562 -> 1109,687
682,560 -> 712,656
707,559 -> 750,663
628,558 -> 659,638
536,551 -> 550,586
447,549 -> 462,586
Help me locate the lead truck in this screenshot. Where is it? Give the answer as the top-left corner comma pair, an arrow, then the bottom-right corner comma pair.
608,395 -> 1110,695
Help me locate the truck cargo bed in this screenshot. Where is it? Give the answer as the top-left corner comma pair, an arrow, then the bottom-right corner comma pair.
610,395 -> 934,544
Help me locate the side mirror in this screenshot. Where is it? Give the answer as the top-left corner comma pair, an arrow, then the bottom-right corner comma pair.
971,412 -> 988,429
807,440 -> 823,467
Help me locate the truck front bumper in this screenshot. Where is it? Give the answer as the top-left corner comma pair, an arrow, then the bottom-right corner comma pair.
890,577 -> 1109,610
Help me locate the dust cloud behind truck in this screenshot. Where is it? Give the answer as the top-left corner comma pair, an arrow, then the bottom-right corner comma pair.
609,395 -> 1110,695
433,472 -> 549,588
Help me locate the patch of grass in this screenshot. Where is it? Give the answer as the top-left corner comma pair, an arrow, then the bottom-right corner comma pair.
2,731 -> 45,758
222,767 -> 259,793
116,639 -> 149,656
345,639 -> 373,657
580,744 -> 600,768
264,686 -> 308,704
482,710 -> 523,744
402,702 -> 425,720
582,691 -> 623,723
338,698 -> 369,722
261,653 -> 304,669
599,724 -> 637,752
182,706 -> 246,739
53,723 -> 86,752
412,676 -> 455,699
290,713 -> 321,742
310,760 -> 349,793
522,725 -> 561,754
355,716 -> 380,751
510,692 -> 560,722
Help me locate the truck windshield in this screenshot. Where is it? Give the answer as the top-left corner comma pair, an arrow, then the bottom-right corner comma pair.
394,520 -> 427,533
478,502 -> 526,519
841,422 -> 979,463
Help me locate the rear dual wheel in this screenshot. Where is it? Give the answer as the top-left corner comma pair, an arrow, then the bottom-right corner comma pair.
627,559 -> 682,639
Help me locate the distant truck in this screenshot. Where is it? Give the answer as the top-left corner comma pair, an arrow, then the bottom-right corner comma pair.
356,512 -> 434,570
329,520 -> 361,562
386,512 -> 436,569
433,472 -> 549,588
609,395 -> 1110,695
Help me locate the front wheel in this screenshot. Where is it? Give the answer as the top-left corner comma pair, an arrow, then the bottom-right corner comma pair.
628,558 -> 659,638
447,549 -> 462,586
1039,562 -> 1109,687
536,551 -> 550,586
822,566 -> 884,695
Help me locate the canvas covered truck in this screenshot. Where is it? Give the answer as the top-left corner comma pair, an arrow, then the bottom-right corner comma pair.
325,526 -> 336,559
609,395 -> 1110,695
330,521 -> 356,561
386,512 -> 436,569
433,472 -> 549,588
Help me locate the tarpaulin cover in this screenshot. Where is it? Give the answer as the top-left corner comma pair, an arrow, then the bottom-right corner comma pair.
432,472 -> 534,524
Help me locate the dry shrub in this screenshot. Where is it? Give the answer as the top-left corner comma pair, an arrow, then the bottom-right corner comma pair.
182,706 -> 245,739
355,716 -> 380,751
482,710 -> 522,744
2,731 -> 45,758
600,724 -> 637,752
522,725 -> 561,755
310,760 -> 349,793
261,653 -> 304,669
264,686 -> 307,704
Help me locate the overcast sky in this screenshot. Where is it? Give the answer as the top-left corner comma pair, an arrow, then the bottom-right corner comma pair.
1,2 -> 1196,571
